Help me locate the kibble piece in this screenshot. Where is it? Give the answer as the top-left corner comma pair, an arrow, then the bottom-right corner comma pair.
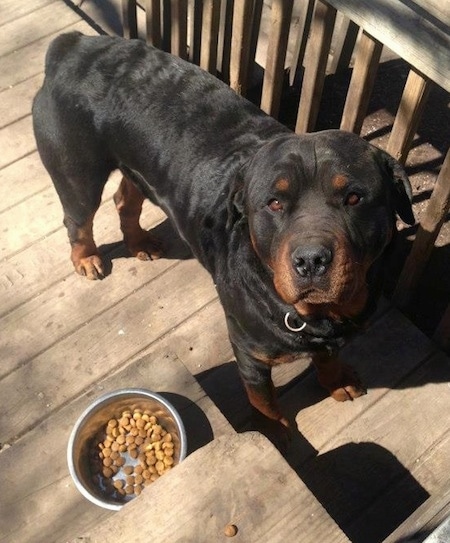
126,475 -> 135,486
113,479 -> 124,490
129,448 -> 139,459
102,447 -> 112,458
116,435 -> 126,445
120,416 -> 130,427
134,484 -> 143,495
163,456 -> 174,467
103,457 -> 113,467
224,524 -> 238,537
102,467 -> 113,478
123,465 -> 134,475
114,456 -> 125,467
142,469 -> 151,480
155,460 -> 165,473
125,485 -> 134,495
108,419 -> 118,428
134,474 -> 143,485
134,465 -> 143,475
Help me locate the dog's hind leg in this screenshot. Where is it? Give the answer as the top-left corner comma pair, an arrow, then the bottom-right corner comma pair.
113,176 -> 163,261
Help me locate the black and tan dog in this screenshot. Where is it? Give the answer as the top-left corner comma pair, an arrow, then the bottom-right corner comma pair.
33,32 -> 414,441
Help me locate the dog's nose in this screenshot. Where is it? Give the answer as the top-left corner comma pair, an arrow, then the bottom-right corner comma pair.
292,245 -> 332,278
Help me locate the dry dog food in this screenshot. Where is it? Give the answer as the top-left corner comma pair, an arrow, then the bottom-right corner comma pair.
90,408 -> 175,500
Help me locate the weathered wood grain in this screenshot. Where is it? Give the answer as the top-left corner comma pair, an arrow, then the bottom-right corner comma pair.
325,0 -> 450,93
78,433 -> 349,543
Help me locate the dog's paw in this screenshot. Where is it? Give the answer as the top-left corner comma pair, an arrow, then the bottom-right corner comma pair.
328,364 -> 367,402
75,255 -> 104,280
126,232 -> 163,261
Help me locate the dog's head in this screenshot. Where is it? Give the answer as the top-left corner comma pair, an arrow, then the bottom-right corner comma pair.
230,130 -> 414,321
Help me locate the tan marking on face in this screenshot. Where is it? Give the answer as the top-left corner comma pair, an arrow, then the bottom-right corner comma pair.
274,178 -> 290,192
272,229 -> 373,319
331,174 -> 349,191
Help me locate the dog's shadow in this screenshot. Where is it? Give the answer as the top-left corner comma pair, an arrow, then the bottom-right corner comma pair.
98,218 -> 194,276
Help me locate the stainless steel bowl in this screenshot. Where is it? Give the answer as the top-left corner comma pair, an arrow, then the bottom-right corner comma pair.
67,388 -> 187,510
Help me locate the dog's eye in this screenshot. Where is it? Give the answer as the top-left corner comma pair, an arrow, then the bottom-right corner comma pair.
267,199 -> 284,212
345,192 -> 361,206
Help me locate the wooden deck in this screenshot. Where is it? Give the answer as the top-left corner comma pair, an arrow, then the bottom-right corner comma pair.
1,2 -> 449,542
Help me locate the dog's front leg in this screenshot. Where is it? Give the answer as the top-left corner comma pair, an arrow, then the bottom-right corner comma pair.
311,350 -> 367,402
232,344 -> 291,449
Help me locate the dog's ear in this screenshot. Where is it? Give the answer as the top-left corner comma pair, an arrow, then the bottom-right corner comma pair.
376,149 -> 415,225
226,166 -> 247,230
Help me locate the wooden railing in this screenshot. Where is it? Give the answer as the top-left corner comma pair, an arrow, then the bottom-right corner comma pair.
121,0 -> 450,350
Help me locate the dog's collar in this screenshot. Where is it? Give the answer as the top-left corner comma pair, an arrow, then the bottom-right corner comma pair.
284,311 -> 307,332
283,309 -> 361,343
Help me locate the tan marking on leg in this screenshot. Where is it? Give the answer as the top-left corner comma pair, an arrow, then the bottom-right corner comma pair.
114,176 -> 162,260
69,213 -> 104,280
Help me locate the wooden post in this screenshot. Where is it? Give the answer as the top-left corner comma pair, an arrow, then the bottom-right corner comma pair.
171,0 -> 188,59
340,30 -> 382,134
122,0 -> 138,39
393,148 -> 450,308
295,0 -> 337,134
200,0 -> 221,74
260,0 -> 293,118
387,69 -> 432,165
145,0 -> 162,48
229,0 -> 254,95
327,16 -> 359,74
288,0 -> 315,86
188,0 -> 203,64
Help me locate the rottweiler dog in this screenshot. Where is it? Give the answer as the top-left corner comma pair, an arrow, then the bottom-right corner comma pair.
33,32 -> 414,442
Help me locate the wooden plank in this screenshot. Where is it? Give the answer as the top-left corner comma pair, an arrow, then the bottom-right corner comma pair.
259,0 -> 293,118
295,0 -> 337,134
0,74 -> 43,130
170,0 -> 188,59
229,0 -> 254,95
0,250 -> 175,376
0,152 -> 48,213
393,148 -> 450,307
287,0 -> 314,86
340,30 -> 383,134
0,0 -> 80,57
0,19 -> 97,91
0,0 -> 56,27
325,0 -> 450,93
121,0 -> 139,38
387,69 -> 433,164
0,258 -> 217,443
145,0 -> 162,47
79,433 -> 349,543
0,351 -> 232,543
0,116 -> 35,170
327,15 -> 359,74
199,0 -> 221,74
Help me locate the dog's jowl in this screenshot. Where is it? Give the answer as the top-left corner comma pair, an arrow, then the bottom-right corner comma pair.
33,32 -> 414,445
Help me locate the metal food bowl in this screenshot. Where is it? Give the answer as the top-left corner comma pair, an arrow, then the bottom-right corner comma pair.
67,388 -> 187,510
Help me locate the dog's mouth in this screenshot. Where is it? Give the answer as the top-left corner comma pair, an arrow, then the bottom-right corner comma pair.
271,235 -> 371,319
